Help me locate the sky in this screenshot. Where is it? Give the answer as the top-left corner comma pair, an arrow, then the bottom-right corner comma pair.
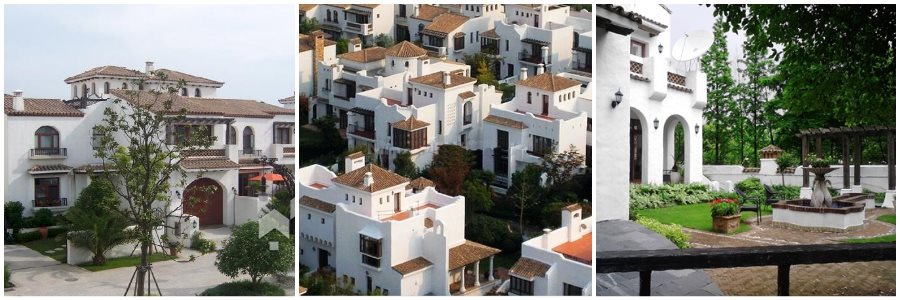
4,5 -> 295,104
668,4 -> 747,78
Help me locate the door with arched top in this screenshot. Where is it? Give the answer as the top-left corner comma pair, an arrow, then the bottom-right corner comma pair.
182,178 -> 224,226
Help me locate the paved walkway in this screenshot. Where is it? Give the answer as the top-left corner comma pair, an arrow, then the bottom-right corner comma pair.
5,227 -> 295,296
693,208 -> 896,296
596,220 -> 723,296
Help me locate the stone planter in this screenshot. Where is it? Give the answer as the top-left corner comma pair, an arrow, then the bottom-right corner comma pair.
712,214 -> 741,233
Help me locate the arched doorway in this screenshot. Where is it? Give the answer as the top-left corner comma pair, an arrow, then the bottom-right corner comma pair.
629,108 -> 649,183
182,178 -> 224,226
662,114 -> 693,184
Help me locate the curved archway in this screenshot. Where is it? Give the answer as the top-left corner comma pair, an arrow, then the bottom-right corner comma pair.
182,177 -> 224,226
242,126 -> 255,153
662,114 -> 693,184
34,126 -> 60,149
629,108 -> 649,184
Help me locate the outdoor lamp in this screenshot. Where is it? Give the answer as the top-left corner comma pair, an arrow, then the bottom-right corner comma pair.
192,219 -> 198,229
653,118 -> 659,130
658,44 -> 664,54
175,191 -> 181,198
695,124 -> 700,134
231,186 -> 237,194
612,89 -> 623,108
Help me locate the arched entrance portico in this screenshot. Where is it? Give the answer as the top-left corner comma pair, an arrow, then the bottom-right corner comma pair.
182,178 -> 224,226
629,108 -> 649,184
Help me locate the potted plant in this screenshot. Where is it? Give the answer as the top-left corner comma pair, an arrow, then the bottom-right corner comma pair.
33,208 -> 54,240
710,198 -> 741,233
163,236 -> 183,257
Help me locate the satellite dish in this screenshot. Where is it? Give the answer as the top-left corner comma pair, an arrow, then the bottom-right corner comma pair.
671,30 -> 714,61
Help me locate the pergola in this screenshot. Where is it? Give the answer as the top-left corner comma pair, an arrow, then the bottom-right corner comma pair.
796,126 -> 895,192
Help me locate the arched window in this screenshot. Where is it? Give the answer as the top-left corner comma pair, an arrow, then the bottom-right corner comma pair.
194,88 -> 201,97
91,83 -> 96,96
227,126 -> 237,145
527,91 -> 532,104
405,61 -> 409,67
181,88 -> 188,96
104,82 -> 110,94
81,84 -> 88,98
242,126 -> 254,153
463,101 -> 473,125
138,83 -> 144,91
34,126 -> 59,149
332,11 -> 337,22
72,85 -> 77,99
122,82 -> 128,90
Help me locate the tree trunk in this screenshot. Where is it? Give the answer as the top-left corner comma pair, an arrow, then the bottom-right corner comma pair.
93,253 -> 106,266
135,229 -> 151,296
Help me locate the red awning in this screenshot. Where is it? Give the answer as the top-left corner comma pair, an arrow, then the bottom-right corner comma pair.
249,173 -> 284,182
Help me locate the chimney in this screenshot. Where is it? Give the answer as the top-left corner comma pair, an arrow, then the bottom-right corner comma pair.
145,61 -> 154,74
540,228 -> 552,249
561,204 -> 581,242
312,31 -> 325,63
536,64 -> 545,75
519,67 -> 528,81
414,5 -> 420,18
363,171 -> 374,187
344,152 -> 366,172
12,90 -> 25,112
541,46 -> 550,64
443,72 -> 451,85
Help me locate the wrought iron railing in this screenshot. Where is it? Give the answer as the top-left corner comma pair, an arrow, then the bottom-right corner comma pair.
33,198 -> 68,208
30,148 -> 67,157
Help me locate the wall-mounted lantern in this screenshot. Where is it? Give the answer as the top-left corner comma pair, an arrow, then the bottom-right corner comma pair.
658,44 -> 664,54
695,124 -> 700,134
653,118 -> 659,130
611,89 -> 623,108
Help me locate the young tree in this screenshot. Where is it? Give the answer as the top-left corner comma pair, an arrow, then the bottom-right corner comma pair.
700,18 -> 736,165
336,38 -> 349,55
93,75 -> 214,295
299,17 -> 321,35
540,144 -> 585,187
776,153 -> 798,186
215,221 -> 294,289
66,178 -> 135,265
508,164 -> 543,237
392,151 -> 418,178
374,33 -> 395,48
427,145 -> 471,196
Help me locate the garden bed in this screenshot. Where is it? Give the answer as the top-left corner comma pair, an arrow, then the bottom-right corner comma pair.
199,280 -> 285,296
79,253 -> 174,272
636,203 -> 769,235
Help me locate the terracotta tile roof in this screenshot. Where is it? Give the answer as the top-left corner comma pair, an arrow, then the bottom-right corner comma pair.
413,5 -> 449,21
406,177 -> 434,190
300,195 -> 336,213
458,91 -> 476,100
339,47 -> 386,63
393,257 -> 433,275
392,116 -> 430,131
180,157 -> 241,170
325,4 -> 351,9
346,151 -> 366,159
422,13 -> 469,36
552,232 -> 592,265
298,4 -> 317,12
64,65 -> 222,85
409,72 -> 476,89
517,73 -> 582,92
448,241 -> 501,270
332,164 -> 409,192
385,41 -> 427,58
354,4 -> 379,9
480,29 -> 500,39
73,164 -> 115,173
109,90 -> 293,119
509,257 -> 551,279
484,115 -> 527,129
238,158 -> 270,169
563,203 -> 582,212
299,33 -> 336,53
29,164 -> 73,174
4,95 -> 84,117
278,95 -> 294,104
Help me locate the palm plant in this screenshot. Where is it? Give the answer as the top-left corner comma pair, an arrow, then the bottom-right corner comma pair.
66,179 -> 135,265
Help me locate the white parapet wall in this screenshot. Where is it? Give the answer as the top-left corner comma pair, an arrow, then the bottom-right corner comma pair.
704,164 -> 892,192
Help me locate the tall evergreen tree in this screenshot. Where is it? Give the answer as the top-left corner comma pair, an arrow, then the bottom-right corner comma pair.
700,18 -> 736,165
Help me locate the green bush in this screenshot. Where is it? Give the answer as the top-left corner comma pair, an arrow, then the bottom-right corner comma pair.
15,231 -> 41,243
4,263 -> 11,288
191,232 -> 217,254
629,183 -> 716,210
465,214 -> 521,254
199,280 -> 284,296
5,202 -> 24,229
635,217 -> 691,249
215,221 -> 294,288
33,209 -> 54,227
735,177 -> 765,201
773,185 -> 801,200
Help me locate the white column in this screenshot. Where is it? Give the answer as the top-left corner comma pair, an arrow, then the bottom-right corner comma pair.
474,261 -> 481,287
488,256 -> 495,281
459,266 -> 467,293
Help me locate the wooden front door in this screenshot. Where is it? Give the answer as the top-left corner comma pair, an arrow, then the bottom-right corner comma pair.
542,95 -> 549,115
182,178 -> 224,226
394,193 -> 401,213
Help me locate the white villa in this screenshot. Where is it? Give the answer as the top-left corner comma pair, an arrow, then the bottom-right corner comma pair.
596,4 -> 707,221
4,62 -> 295,231
299,154 -> 502,296
302,4 -> 593,188
509,204 -> 593,296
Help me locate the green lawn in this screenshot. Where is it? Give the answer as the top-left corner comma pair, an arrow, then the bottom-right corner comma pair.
877,214 -> 896,225
80,253 -> 174,272
842,234 -> 896,244
636,203 -> 771,234
22,238 -> 67,263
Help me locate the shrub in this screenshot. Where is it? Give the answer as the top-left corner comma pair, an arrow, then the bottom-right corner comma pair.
199,280 -> 284,296
635,217 -> 690,249
15,231 -> 41,243
215,221 -> 293,288
191,232 -> 217,254
4,263 -> 11,288
5,202 -> 24,229
33,209 -> 54,227
709,198 -> 740,217
736,177 -> 765,201
465,214 -> 521,254
66,179 -> 134,265
630,183 -> 716,210
773,185 -> 801,200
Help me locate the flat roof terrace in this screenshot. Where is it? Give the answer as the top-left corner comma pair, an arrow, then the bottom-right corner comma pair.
381,203 -> 441,221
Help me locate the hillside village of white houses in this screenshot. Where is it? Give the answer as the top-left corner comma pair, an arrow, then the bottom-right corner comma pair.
298,4 -> 594,296
4,62 -> 296,252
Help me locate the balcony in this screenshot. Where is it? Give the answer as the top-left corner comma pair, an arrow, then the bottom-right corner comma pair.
518,53 -> 548,65
481,44 -> 499,56
348,125 -> 376,141
241,148 -> 262,158
422,44 -> 447,57
283,146 -> 295,157
33,198 -> 67,208
30,148 -> 67,159
572,62 -> 592,74
345,21 -> 373,35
